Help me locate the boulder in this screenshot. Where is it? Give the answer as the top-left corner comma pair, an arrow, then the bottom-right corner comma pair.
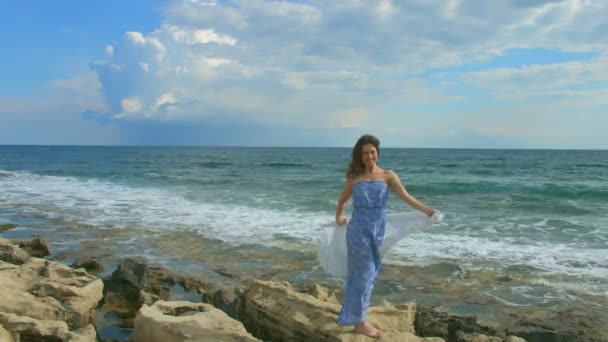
0,239 -> 103,341
18,236 -> 50,258
0,224 -> 17,232
508,308 -> 606,342
134,300 -> 260,342
72,257 -> 104,275
0,238 -> 30,265
0,312 -> 96,342
415,305 -> 501,341
104,258 -> 214,310
235,279 -> 444,342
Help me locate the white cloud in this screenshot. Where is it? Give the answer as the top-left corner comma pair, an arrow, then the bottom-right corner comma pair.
376,0 -> 396,20
463,54 -> 608,91
203,57 -> 231,67
105,45 -> 114,57
126,31 -> 147,45
120,97 -> 143,114
125,31 -> 166,61
82,0 -> 608,147
51,73 -> 106,110
152,92 -> 177,111
443,0 -> 461,18
168,26 -> 237,45
186,0 -> 217,6
192,28 -> 236,45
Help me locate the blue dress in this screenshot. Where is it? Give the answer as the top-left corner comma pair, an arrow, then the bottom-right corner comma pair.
338,180 -> 389,325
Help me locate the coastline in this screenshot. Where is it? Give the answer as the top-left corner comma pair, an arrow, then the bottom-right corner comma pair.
1,226 -> 606,341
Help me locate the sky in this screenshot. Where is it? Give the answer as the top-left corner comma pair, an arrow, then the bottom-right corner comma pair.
1,0 -> 607,149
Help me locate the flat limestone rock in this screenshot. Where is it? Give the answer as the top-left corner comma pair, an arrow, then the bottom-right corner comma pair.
0,312 -> 96,342
134,300 -> 260,342
0,238 -> 103,341
236,279 -> 445,342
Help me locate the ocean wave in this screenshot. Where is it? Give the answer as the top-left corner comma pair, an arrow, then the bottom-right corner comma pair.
386,233 -> 608,281
1,170 -> 606,297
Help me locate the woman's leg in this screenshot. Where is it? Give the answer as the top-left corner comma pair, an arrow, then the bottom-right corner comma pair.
338,222 -> 382,336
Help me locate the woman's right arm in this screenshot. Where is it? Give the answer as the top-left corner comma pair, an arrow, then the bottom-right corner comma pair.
335,178 -> 353,225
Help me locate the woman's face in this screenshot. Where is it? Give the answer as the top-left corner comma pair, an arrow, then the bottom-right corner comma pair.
361,143 -> 378,167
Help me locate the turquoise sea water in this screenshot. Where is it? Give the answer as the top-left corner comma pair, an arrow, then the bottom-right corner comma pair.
1,146 -> 607,317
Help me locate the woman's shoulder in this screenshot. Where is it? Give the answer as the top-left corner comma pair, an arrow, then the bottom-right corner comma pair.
382,169 -> 400,184
382,168 -> 398,177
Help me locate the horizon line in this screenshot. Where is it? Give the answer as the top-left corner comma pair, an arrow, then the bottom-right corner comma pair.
0,144 -> 606,151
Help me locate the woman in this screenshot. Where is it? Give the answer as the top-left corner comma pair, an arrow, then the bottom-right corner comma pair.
335,134 -> 436,338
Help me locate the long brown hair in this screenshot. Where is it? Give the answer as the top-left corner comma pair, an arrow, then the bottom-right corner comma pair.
346,134 -> 380,179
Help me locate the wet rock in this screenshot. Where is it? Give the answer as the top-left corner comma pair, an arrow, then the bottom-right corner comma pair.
0,224 -> 17,232
214,268 -> 238,278
508,308 -> 606,342
18,236 -> 50,258
134,300 -> 260,342
73,257 -> 104,275
52,252 -> 69,261
234,279 -> 443,342
202,288 -> 239,319
415,305 -> 500,341
102,258 -> 215,326
103,259 -> 163,313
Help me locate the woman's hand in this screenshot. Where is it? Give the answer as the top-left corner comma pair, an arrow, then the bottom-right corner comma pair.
336,216 -> 347,225
429,210 -> 444,223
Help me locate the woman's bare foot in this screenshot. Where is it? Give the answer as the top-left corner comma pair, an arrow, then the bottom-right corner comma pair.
354,322 -> 381,338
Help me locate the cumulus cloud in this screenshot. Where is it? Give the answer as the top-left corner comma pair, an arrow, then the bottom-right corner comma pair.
80,0 -> 608,147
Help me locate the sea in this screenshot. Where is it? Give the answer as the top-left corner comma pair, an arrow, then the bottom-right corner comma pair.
1,145 -> 607,332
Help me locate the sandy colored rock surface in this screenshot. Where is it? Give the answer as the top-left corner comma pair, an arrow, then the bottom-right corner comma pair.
0,323 -> 15,342
134,300 -> 260,342
235,279 -> 445,342
0,237 -> 30,265
0,238 -> 102,341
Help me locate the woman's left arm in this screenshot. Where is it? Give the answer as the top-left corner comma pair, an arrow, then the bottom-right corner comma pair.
387,170 -> 435,217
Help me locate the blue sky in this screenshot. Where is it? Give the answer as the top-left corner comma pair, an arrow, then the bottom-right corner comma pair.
1,0 -> 607,148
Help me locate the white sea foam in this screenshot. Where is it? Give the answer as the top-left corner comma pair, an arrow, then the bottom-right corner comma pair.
385,232 -> 608,280
1,170 -> 607,291
0,171 -> 327,245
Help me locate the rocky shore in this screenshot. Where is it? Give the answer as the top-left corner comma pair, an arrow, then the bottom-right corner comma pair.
0,232 -> 604,341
